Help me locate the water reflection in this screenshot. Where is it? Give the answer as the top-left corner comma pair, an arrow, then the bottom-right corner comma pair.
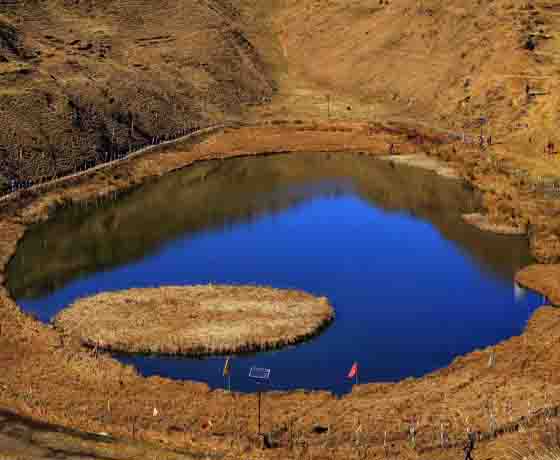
9,153 -> 531,300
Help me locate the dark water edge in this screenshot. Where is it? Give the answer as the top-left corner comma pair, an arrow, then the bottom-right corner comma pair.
8,152 -> 543,395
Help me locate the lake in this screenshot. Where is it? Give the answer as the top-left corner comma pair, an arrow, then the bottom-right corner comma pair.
8,152 -> 542,395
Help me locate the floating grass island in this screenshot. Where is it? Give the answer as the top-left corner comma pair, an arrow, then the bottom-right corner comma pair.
53,285 -> 334,356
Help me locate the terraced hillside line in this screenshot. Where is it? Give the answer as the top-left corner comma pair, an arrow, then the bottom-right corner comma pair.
53,285 -> 335,356
462,212 -> 527,235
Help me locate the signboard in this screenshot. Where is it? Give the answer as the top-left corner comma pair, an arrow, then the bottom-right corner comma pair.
249,367 -> 270,381
248,366 -> 271,435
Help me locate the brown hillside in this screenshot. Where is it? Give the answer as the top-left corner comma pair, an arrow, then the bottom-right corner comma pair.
2,0 -> 559,189
0,0 -> 274,186
2,2 -> 560,457
240,0 -> 560,178
259,0 -> 558,131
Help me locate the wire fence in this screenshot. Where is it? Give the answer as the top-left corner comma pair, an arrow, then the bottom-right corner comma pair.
0,121 -> 238,204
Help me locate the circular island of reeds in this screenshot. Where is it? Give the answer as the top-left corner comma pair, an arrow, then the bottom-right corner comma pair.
53,285 -> 334,356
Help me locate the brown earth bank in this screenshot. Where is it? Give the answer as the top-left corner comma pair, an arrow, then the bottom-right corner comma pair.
0,122 -> 559,460
53,285 -> 334,356
377,154 -> 461,180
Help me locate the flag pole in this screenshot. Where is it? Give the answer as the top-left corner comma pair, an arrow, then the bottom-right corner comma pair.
348,361 -> 358,386
223,356 -> 231,392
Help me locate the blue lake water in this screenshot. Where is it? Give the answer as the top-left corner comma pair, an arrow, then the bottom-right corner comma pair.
7,152 -> 542,395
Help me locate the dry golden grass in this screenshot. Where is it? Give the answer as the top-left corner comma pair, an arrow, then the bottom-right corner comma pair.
511,446 -> 560,460
0,0 -> 274,186
54,285 -> 334,355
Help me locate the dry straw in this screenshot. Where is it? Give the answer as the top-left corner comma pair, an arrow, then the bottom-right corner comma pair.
54,285 -> 334,356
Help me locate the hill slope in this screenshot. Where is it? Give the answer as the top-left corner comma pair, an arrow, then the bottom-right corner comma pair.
0,0 -> 275,185
237,0 -> 560,260
253,0 -> 559,151
2,0 -> 559,184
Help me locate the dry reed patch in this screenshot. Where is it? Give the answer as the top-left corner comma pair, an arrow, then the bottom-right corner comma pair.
54,285 -> 334,355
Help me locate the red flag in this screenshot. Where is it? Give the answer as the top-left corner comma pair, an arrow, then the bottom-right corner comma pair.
347,362 -> 358,379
